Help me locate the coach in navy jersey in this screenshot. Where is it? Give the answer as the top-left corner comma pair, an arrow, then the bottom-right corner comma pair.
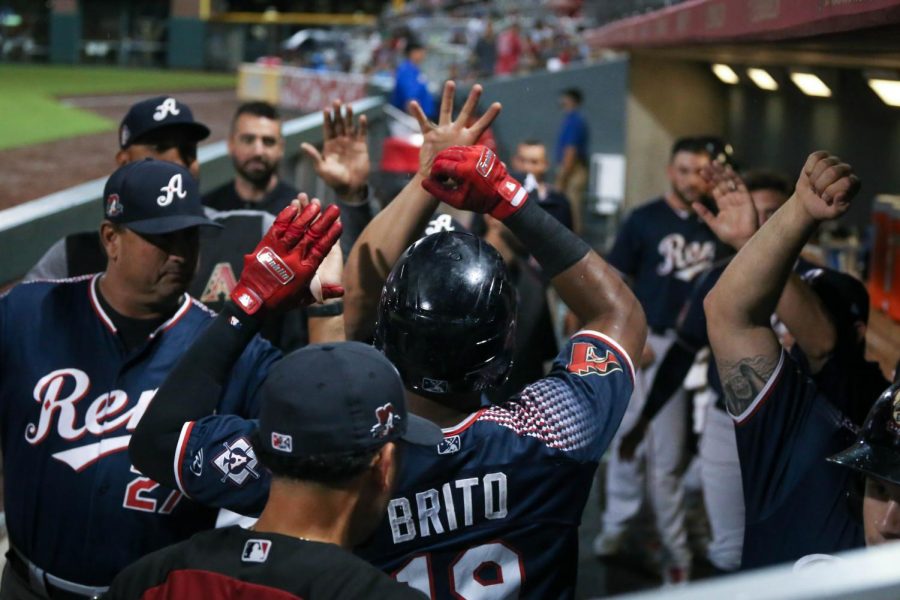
598,136 -> 729,579
0,160 -> 282,598
704,151 -> 885,567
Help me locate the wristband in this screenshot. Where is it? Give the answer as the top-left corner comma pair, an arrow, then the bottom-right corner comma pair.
307,300 -> 344,318
504,200 -> 591,279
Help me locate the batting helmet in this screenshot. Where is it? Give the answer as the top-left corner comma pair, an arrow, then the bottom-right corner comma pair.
828,381 -> 900,485
375,231 -> 516,397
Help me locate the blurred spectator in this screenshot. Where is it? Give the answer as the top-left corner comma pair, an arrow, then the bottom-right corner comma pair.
495,21 -> 523,76
390,41 -> 436,119
473,21 -> 497,77
511,139 -> 573,231
554,88 -> 589,234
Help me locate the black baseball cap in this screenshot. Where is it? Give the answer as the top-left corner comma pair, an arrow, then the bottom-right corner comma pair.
103,159 -> 220,234
257,342 -> 444,457
119,96 -> 211,149
828,381 -> 900,486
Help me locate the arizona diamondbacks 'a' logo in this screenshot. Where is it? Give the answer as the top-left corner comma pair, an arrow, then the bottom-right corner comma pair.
157,173 -> 187,207
656,234 -> 716,282
153,98 -> 181,121
200,263 -> 238,303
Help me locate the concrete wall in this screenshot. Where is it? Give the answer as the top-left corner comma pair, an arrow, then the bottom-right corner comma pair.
477,60 -> 629,166
624,55 -> 727,210
726,69 -> 900,230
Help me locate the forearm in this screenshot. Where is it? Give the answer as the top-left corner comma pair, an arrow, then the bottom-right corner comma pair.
775,273 -> 836,373
129,303 -> 262,485
337,196 -> 373,261
505,201 -> 646,359
708,197 -> 817,331
307,306 -> 346,343
344,175 -> 438,340
639,341 -> 698,423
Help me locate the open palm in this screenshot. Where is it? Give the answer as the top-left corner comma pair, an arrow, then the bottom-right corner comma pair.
695,162 -> 759,249
411,81 -> 502,180
301,100 -> 370,201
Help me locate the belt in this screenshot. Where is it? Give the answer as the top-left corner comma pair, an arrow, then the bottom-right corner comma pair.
7,546 -> 108,599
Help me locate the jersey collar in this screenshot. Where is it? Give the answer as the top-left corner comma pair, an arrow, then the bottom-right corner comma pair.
89,273 -> 191,337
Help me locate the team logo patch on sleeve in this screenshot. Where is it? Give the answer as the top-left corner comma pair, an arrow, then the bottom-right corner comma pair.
211,437 -> 260,486
568,342 -> 623,377
242,539 -> 272,563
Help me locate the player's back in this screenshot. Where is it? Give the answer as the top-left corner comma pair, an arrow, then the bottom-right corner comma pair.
358,330 -> 635,599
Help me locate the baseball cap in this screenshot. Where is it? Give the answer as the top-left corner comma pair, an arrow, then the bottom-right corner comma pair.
257,342 -> 444,457
802,267 -> 870,328
119,96 -> 211,149
828,381 -> 900,486
103,159 -> 221,234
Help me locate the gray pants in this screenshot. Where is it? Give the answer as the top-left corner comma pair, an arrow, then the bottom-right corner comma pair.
601,330 -> 692,567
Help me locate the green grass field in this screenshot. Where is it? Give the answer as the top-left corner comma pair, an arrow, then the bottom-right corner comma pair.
0,65 -> 235,151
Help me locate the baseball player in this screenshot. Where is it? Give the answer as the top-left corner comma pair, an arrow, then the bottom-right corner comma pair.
0,160 -> 282,598
108,339 -> 436,599
704,151 -> 880,567
597,136 -> 731,581
127,141 -> 645,598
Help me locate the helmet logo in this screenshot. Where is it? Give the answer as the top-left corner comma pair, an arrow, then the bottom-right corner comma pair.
422,378 -> 449,394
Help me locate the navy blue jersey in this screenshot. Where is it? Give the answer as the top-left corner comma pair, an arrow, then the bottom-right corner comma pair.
731,351 -> 863,569
0,274 -> 280,586
358,331 -> 634,599
607,198 -> 724,332
172,331 -> 635,599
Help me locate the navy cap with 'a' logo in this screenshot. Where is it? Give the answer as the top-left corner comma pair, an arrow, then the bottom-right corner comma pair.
103,159 -> 221,234
118,96 -> 211,149
257,342 -> 444,458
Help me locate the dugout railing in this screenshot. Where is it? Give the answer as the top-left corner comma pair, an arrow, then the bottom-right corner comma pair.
608,542 -> 900,600
0,95 -> 387,286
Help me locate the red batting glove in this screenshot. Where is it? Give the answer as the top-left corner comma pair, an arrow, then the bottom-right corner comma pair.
231,203 -> 343,315
421,145 -> 528,220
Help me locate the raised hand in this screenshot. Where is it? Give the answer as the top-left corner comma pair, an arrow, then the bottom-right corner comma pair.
794,151 -> 860,221
423,145 -> 527,219
301,100 -> 370,203
694,162 -> 759,249
231,194 -> 343,315
411,81 -> 502,180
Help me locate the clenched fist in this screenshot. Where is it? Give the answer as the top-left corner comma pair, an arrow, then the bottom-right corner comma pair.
795,151 -> 861,221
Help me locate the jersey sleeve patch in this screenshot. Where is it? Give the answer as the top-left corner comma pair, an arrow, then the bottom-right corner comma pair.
567,329 -> 635,383
175,415 -> 269,516
479,329 -> 634,461
730,351 -> 786,425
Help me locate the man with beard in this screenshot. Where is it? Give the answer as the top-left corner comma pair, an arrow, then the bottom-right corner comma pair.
203,102 -> 299,214
595,136 -> 731,583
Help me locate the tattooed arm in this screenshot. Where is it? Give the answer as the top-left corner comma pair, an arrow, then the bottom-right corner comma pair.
704,152 -> 860,416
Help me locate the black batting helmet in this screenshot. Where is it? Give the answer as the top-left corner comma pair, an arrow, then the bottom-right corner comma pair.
374,231 -> 516,397
828,381 -> 900,486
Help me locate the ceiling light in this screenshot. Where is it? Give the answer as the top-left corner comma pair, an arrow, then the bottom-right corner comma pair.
711,64 -> 739,85
868,78 -> 900,107
790,72 -> 831,97
747,68 -> 778,91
